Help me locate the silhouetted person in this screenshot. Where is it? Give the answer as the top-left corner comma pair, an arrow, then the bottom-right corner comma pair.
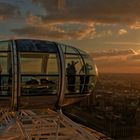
66,63 -> 71,91
8,66 -> 12,95
79,63 -> 92,93
0,65 -> 2,94
66,61 -> 78,92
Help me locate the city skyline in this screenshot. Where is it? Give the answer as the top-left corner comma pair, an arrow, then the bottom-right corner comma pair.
0,0 -> 140,73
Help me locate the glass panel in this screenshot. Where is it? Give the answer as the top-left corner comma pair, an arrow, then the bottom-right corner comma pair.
79,54 -> 98,93
16,39 -> 57,53
61,44 -> 78,54
77,48 -> 87,55
0,53 -> 11,74
65,50 -> 97,94
19,52 -> 59,96
65,54 -> 83,74
82,54 -> 98,75
21,75 -> 58,95
0,41 -> 10,51
0,41 -> 12,96
46,54 -> 58,75
65,54 -> 84,94
20,53 -> 42,74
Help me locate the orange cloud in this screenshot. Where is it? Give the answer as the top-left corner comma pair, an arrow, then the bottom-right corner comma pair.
90,49 -> 140,73
118,29 -> 127,35
96,30 -> 112,38
12,14 -> 96,40
128,54 -> 140,60
105,41 -> 140,46
90,49 -> 136,58
130,22 -> 140,29
8,0 -> 140,40
0,0 -> 138,41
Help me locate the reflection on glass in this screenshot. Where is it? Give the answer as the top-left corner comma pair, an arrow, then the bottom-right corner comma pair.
16,39 -> 57,53
80,54 -> 97,93
0,41 -> 10,51
0,41 -> 12,96
21,75 -> 58,95
64,45 -> 97,95
19,52 -> 59,96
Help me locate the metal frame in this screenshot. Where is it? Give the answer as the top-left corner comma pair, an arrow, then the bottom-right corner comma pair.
0,108 -> 112,140
56,43 -> 66,109
11,40 -> 19,111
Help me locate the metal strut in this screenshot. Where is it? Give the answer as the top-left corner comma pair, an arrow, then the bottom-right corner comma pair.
0,108 -> 112,140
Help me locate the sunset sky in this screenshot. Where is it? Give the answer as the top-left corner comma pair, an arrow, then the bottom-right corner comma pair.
0,0 -> 140,73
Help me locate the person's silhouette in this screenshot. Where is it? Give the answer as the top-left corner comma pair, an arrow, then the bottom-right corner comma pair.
0,65 -> 2,94
79,63 -> 92,93
66,61 -> 78,92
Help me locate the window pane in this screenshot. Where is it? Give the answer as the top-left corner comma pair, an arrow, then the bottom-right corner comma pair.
82,54 -> 97,75
0,41 -> 10,51
0,42 -> 12,96
65,52 -> 97,95
65,54 -> 83,74
80,54 -> 98,93
47,54 -> 58,75
19,52 -> 59,96
20,53 -> 42,74
21,75 -> 58,95
16,39 -> 57,53
77,48 -> 87,55
65,54 -> 84,94
61,44 -> 78,54
0,53 -> 11,74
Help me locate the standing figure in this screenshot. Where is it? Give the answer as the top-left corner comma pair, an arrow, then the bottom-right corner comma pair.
66,63 -> 71,91
8,66 -> 12,95
66,61 -> 78,92
79,63 -> 92,93
0,65 -> 2,94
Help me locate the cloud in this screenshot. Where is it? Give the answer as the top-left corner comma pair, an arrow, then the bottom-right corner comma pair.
118,29 -> 127,35
127,54 -> 140,60
96,30 -> 112,38
12,0 -> 140,40
31,0 -> 140,25
130,22 -> 140,29
91,50 -> 140,73
8,0 -> 140,40
105,41 -> 140,46
12,14 -> 96,40
90,49 -> 136,58
31,0 -> 63,12
10,0 -> 140,40
89,49 -> 140,73
0,2 -> 20,21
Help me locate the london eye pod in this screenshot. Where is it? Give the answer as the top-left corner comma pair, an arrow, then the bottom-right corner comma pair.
0,39 -> 98,111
